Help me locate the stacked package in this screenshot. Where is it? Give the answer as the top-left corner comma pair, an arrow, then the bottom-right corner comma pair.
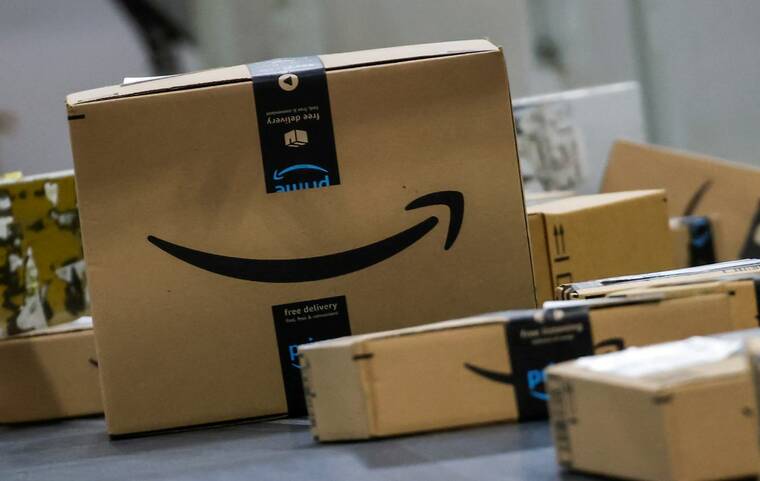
300,260 -> 760,441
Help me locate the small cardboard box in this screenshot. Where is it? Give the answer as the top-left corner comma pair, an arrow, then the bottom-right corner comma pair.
298,277 -> 758,441
528,190 -> 674,303
546,334 -> 760,481
603,140 -> 760,261
557,258 -> 760,300
67,40 -> 535,435
0,171 -> 88,338
0,317 -> 101,423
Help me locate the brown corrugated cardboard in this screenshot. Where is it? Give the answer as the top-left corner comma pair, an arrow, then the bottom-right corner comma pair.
66,40 -> 535,435
603,140 -> 760,261
0,317 -> 101,423
299,277 -> 759,441
558,258 -> 760,299
547,334 -> 760,481
528,190 -> 674,304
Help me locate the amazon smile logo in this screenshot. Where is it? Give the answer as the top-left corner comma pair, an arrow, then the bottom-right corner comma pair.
147,190 -> 464,283
463,363 -> 548,401
463,338 -> 622,403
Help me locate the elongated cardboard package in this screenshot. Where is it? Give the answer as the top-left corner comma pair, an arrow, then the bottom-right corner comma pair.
0,171 -> 88,338
558,258 -> 760,299
603,140 -> 760,261
528,190 -> 673,303
299,275 -> 759,441
0,317 -> 101,423
547,333 -> 760,481
66,40 -> 535,435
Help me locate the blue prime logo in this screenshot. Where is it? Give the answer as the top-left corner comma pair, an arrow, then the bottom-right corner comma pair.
273,164 -> 330,193
527,368 -> 549,401
288,337 -> 315,369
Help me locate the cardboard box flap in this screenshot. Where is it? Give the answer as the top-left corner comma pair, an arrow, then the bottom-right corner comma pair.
526,189 -> 664,215
67,40 -> 497,106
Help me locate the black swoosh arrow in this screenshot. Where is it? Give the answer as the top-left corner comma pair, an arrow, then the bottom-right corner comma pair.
683,180 -> 712,216
147,190 -> 464,283
464,363 -> 514,385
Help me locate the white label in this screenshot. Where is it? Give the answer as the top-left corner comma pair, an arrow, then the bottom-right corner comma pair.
575,337 -> 742,378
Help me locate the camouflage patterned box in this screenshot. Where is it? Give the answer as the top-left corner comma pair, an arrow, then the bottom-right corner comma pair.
0,170 -> 88,337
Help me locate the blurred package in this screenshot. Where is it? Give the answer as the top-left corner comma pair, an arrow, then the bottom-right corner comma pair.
299,282 -> 756,442
557,258 -> 760,300
547,334 -> 759,481
515,82 -> 645,194
669,216 -> 717,268
524,190 -> 575,207
0,170 -> 88,338
603,140 -> 760,261
0,317 -> 101,423
528,190 -> 673,303
67,40 -> 535,435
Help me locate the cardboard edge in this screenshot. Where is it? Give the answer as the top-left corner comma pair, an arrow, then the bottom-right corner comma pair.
497,45 -> 538,308
299,340 -> 374,441
68,40 -> 500,107
528,212 -> 554,304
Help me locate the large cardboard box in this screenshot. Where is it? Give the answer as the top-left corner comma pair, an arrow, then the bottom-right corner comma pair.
0,171 -> 88,338
546,334 -> 760,481
557,258 -> 760,299
603,140 -> 760,261
528,190 -> 674,303
298,277 -> 758,441
66,40 -> 535,435
0,317 -> 101,423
